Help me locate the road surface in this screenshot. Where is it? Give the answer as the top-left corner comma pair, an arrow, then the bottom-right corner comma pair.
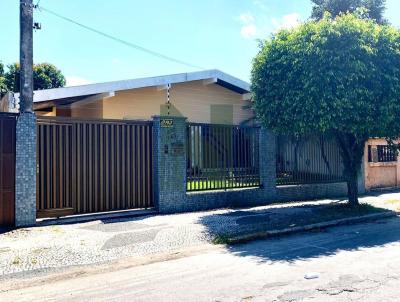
2,216 -> 400,301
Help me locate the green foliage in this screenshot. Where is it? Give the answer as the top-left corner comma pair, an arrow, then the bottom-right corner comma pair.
252,14 -> 400,138
311,0 -> 387,24
0,61 -> 7,97
33,63 -> 66,90
251,14 -> 400,204
3,62 -> 66,93
4,63 -> 20,93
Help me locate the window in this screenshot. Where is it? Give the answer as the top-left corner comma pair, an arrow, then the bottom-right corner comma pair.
368,145 -> 397,163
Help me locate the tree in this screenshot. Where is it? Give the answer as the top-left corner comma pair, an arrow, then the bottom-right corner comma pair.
4,63 -> 20,93
34,63 -> 66,90
4,62 -> 66,93
0,61 -> 7,98
251,14 -> 400,205
311,0 -> 387,24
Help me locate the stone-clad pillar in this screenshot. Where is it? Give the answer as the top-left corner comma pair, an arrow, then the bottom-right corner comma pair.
153,116 -> 187,213
15,112 -> 37,227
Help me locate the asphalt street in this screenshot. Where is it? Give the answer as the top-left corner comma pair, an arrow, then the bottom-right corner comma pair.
2,216 -> 400,301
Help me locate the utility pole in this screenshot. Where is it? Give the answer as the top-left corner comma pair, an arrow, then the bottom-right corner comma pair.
20,0 -> 33,113
15,0 -> 37,227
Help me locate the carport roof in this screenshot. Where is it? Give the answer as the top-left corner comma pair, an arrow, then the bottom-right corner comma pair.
14,69 -> 251,104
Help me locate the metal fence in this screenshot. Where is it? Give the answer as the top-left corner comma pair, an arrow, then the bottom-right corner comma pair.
37,117 -> 154,218
368,145 -> 398,162
187,123 -> 260,191
276,135 -> 345,185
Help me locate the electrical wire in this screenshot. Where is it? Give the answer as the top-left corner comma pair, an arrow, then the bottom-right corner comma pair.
36,5 -> 205,70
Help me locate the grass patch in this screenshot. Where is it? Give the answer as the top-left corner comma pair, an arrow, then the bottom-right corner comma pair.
187,179 -> 259,191
210,203 -> 391,244
275,203 -> 388,229
306,203 -> 387,224
212,235 -> 230,245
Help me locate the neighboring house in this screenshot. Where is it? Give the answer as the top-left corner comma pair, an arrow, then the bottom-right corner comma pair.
1,69 -> 253,125
364,138 -> 400,190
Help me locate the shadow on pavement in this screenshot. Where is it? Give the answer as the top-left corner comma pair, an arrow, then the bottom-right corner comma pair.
198,201 -> 400,262
0,226 -> 13,235
225,216 -> 400,262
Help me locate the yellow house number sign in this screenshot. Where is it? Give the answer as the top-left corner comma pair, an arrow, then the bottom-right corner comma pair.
161,119 -> 174,128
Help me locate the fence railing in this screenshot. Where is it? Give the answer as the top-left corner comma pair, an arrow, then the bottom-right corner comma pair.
368,145 -> 398,162
276,135 -> 345,185
187,123 -> 260,191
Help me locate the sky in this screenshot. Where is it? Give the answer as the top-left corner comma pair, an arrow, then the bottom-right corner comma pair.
0,0 -> 399,86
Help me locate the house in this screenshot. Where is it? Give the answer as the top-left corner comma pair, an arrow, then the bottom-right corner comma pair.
0,69 -> 364,227
364,138 -> 400,190
1,69 -> 266,224
2,69 -> 254,125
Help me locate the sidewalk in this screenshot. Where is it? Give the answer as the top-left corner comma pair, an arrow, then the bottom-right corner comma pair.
0,191 -> 399,279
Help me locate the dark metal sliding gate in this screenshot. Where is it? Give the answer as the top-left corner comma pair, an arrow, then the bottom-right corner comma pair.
0,113 -> 17,227
37,117 -> 154,218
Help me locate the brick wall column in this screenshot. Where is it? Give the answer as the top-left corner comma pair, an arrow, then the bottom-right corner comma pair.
15,112 -> 37,227
153,116 -> 187,213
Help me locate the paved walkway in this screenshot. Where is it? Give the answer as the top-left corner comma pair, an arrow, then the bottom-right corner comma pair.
0,190 -> 399,278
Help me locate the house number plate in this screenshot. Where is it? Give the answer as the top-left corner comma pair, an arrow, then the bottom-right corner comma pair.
161,119 -> 174,128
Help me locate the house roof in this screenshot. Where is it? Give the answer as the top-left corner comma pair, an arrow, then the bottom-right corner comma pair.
14,69 -> 251,104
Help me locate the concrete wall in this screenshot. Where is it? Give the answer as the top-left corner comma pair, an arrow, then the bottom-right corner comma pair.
364,138 -> 400,190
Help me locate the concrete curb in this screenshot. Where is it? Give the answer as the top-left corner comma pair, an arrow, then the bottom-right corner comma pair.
225,211 -> 398,244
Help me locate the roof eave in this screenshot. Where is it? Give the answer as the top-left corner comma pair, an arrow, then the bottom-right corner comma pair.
14,69 -> 250,103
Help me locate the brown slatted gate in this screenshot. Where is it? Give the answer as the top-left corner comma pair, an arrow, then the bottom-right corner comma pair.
37,117 -> 154,218
0,113 -> 17,227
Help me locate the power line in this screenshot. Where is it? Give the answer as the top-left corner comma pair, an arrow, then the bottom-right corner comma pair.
36,5 -> 205,70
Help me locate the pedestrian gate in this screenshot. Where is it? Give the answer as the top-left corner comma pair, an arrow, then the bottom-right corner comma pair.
37,117 -> 154,218
0,113 -> 17,227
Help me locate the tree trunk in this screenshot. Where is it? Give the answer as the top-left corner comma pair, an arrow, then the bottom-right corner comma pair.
347,167 -> 359,206
335,133 -> 366,207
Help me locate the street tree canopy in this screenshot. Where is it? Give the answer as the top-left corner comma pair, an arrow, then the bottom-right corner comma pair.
0,62 -> 6,97
251,14 -> 400,205
3,62 -> 66,94
311,0 -> 387,24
